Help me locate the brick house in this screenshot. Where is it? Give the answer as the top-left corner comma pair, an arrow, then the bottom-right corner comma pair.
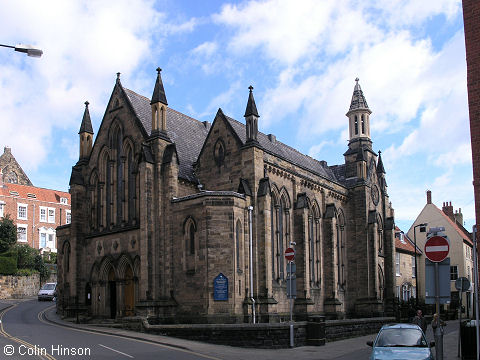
394,226 -> 421,303
0,152 -> 71,253
57,71 -> 395,322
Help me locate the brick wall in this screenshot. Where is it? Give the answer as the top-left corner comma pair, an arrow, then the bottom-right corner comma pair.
463,0 -> 480,227
0,274 -> 40,299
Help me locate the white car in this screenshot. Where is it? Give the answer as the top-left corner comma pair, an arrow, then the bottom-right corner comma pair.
37,282 -> 57,301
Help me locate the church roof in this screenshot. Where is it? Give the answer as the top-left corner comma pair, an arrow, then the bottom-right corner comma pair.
349,78 -> 370,112
122,85 -> 344,186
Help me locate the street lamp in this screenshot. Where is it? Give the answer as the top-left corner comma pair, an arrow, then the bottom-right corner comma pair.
413,223 -> 427,306
0,43 -> 43,57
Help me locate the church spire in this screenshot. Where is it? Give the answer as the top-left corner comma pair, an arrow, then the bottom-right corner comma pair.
244,85 -> 259,144
346,78 -> 372,144
150,67 -> 169,139
377,150 -> 386,174
78,101 -> 94,160
151,67 -> 168,106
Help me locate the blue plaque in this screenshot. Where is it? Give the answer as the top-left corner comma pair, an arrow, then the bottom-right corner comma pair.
214,273 -> 228,301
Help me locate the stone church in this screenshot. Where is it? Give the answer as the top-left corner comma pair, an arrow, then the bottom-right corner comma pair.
57,69 -> 395,323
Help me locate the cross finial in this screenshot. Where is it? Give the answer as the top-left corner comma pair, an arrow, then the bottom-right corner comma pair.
84,101 -> 89,107
156,67 -> 162,74
248,85 -> 254,92
355,77 -> 359,83
116,72 -> 121,82
378,150 -> 381,155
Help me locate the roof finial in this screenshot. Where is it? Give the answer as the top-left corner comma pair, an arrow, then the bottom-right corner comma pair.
156,67 -> 162,74
248,85 -> 254,92
378,150 -> 381,155
355,77 -> 359,83
116,72 -> 121,82
84,100 -> 89,108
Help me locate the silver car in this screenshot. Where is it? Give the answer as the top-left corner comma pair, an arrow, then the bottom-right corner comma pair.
367,323 -> 435,360
37,282 -> 56,301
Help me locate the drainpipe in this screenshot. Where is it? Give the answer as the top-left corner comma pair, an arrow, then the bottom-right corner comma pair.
248,205 -> 255,324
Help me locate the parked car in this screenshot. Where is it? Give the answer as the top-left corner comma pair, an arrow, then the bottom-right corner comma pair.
37,282 -> 56,301
367,323 -> 435,360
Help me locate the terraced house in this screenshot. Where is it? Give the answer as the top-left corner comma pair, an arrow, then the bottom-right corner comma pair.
57,70 -> 395,322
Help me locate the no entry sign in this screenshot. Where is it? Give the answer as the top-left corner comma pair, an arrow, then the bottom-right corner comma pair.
424,236 -> 449,262
285,247 -> 295,261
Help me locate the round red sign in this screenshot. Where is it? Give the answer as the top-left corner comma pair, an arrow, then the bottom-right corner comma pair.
284,247 -> 295,261
424,235 -> 449,262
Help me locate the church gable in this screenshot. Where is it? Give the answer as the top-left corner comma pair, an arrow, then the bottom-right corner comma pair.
195,109 -> 244,191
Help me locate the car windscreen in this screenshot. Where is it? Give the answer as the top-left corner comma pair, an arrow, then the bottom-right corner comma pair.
41,284 -> 55,290
375,328 -> 428,347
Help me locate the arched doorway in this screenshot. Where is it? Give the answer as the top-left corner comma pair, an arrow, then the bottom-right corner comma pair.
108,267 -> 116,319
124,265 -> 134,316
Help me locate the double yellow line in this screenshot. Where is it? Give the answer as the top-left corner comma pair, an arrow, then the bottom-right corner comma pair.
0,303 -> 57,360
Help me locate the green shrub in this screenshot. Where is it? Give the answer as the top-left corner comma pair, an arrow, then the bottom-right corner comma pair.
0,255 -> 17,275
16,268 -> 36,276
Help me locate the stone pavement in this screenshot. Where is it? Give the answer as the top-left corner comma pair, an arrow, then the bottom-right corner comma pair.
43,307 -> 467,360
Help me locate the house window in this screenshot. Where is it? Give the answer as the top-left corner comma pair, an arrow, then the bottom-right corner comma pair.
395,253 -> 400,276
66,210 -> 71,224
48,209 -> 55,223
17,204 -> 27,220
40,233 -> 47,248
396,286 -> 400,299
0,202 -> 4,218
40,207 -> 47,222
48,234 -> 55,249
450,265 -> 458,281
17,226 -> 27,242
412,255 -> 416,277
402,284 -> 411,301
60,197 -> 68,205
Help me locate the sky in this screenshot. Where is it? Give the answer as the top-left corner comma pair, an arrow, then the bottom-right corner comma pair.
0,0 -> 474,233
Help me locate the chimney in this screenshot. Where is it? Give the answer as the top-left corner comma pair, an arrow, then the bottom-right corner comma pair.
454,207 -> 464,226
0,168 -> 3,187
426,190 -> 432,204
442,201 -> 454,220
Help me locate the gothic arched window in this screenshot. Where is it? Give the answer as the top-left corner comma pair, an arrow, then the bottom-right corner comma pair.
337,210 -> 346,290
236,220 -> 242,271
354,115 -> 358,135
361,114 -> 365,134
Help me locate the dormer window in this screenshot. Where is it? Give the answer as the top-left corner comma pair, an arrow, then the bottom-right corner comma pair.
60,197 -> 68,205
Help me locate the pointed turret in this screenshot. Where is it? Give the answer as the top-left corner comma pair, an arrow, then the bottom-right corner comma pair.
151,67 -> 168,106
376,150 -> 386,174
150,68 -> 169,139
244,85 -> 259,144
346,78 -> 372,144
78,101 -> 94,160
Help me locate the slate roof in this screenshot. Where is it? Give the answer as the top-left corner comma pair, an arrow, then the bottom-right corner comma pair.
122,86 -> 344,185
224,115 -> 342,184
123,88 -> 209,182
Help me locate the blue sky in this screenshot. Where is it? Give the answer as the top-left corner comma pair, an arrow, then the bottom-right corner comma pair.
0,0 -> 473,232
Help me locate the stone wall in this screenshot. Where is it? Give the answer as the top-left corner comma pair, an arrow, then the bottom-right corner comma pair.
116,316 -> 394,348
325,317 -> 394,341
0,274 -> 40,299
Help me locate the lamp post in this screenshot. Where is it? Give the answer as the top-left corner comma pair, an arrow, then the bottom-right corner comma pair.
0,43 -> 43,57
413,223 -> 427,306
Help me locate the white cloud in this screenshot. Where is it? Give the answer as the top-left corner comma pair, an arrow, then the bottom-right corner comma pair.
0,0 -> 196,173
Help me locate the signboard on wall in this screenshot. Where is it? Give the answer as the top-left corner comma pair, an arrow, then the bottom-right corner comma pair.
214,273 -> 228,301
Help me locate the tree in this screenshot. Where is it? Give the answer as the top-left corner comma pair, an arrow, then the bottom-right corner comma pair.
0,215 -> 17,253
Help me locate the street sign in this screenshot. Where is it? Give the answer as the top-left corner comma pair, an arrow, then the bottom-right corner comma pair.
455,277 -> 471,292
285,247 -> 295,261
424,236 -> 450,262
425,258 -> 451,304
